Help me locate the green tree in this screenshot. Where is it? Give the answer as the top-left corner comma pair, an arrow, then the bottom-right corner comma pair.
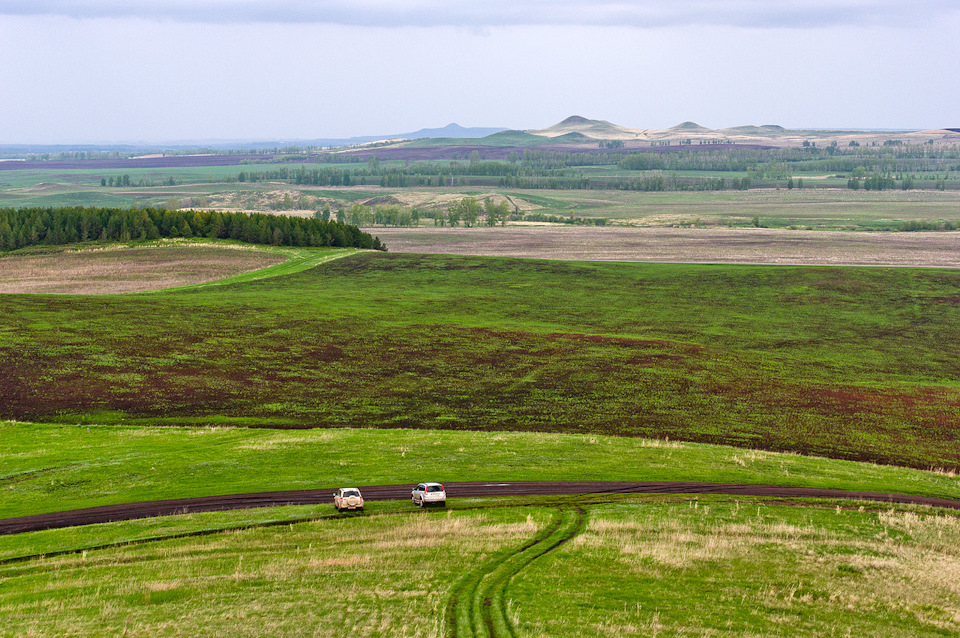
496,201 -> 512,226
458,197 -> 480,227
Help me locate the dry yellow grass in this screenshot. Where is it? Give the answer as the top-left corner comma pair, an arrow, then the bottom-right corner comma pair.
0,509 -> 546,637
0,243 -> 286,294
537,501 -> 960,636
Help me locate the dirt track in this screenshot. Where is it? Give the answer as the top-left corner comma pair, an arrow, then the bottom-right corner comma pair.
3,481 -> 959,536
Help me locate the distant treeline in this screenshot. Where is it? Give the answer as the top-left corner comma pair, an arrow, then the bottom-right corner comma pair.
0,207 -> 385,252
225,144 -> 958,193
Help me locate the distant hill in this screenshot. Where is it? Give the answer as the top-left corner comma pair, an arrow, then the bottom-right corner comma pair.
402,123 -> 508,140
669,121 -> 708,131
403,129 -> 602,148
7,119 -> 954,157
300,123 -> 509,148
526,115 -> 645,140
515,115 -> 953,147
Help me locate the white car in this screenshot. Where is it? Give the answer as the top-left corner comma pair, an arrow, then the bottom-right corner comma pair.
411,482 -> 446,507
333,487 -> 364,512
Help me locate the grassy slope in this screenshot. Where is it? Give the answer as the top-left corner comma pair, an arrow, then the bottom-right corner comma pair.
3,252 -> 960,469
5,423 -> 960,520
4,247 -> 960,635
514,500 -> 960,637
2,499 -> 959,637
0,505 -> 550,637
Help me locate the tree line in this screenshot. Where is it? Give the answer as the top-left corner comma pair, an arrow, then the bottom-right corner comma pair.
214,144 -> 957,193
0,207 -> 385,252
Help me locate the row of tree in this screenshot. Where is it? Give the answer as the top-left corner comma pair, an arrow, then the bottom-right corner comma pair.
0,207 -> 385,252
606,174 -> 752,192
332,197 -> 516,228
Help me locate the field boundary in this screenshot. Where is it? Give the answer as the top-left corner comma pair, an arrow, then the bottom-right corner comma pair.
138,243 -> 360,292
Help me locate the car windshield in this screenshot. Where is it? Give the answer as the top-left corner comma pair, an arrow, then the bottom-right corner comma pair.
342,491 -> 360,497
427,485 -> 443,492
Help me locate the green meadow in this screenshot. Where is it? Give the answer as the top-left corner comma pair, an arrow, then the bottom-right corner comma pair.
5,423 -> 960,521
5,243 -> 960,635
4,250 -> 960,469
2,497 -> 959,637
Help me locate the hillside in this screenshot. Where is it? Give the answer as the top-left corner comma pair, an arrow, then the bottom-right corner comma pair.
526,115 -> 646,140
522,115 -> 957,147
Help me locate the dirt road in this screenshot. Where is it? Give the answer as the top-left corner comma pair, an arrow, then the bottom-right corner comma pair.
3,481 -> 959,536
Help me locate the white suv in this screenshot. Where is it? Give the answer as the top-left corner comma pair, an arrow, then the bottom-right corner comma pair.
411,483 -> 446,507
333,487 -> 364,512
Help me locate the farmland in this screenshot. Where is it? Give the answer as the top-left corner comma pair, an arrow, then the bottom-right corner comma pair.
3,126 -> 960,635
370,224 -> 960,266
2,129 -> 959,232
0,243 -> 291,294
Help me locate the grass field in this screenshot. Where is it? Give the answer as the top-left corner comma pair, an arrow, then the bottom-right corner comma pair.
2,497 -> 959,637
495,188 -> 960,229
3,250 -> 960,469
5,422 -> 960,521
514,499 -> 960,637
4,235 -> 960,635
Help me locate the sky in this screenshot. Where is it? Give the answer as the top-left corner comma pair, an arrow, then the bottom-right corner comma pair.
1,1 -> 957,144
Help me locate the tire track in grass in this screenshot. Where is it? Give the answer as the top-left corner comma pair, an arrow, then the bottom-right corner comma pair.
447,506 -> 586,638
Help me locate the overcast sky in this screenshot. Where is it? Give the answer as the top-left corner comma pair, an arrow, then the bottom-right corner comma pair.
1,1 -> 957,144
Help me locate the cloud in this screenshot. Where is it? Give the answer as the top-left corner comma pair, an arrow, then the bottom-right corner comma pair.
0,0 -> 955,28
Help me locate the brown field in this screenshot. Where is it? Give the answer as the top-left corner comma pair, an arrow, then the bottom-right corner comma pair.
0,243 -> 287,294
368,226 -> 960,267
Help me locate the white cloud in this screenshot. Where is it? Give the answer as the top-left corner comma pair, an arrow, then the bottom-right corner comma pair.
0,0 -> 955,28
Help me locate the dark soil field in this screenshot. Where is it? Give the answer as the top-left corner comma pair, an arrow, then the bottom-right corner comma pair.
369,226 -> 960,267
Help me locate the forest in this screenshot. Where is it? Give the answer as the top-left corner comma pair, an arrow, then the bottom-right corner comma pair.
0,207 -> 386,252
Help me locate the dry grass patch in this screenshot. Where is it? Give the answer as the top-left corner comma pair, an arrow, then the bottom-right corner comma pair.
0,244 -> 286,294
0,508 -> 546,638
514,500 -> 960,637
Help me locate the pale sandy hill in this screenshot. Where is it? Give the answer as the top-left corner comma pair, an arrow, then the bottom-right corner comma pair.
525,115 -> 959,147
526,115 -> 648,140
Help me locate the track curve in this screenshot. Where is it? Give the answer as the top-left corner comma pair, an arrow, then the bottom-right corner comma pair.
446,507 -> 587,638
3,481 -> 960,536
